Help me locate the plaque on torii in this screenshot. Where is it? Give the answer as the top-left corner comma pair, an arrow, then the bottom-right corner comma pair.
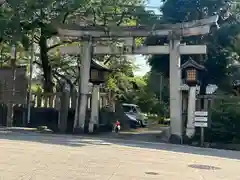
56,15 -> 218,139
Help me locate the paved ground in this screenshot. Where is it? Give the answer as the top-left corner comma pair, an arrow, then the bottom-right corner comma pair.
0,132 -> 240,180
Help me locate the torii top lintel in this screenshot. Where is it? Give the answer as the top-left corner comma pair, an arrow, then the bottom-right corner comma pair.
57,15 -> 218,38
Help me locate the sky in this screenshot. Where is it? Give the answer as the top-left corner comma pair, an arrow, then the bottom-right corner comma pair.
133,0 -> 162,76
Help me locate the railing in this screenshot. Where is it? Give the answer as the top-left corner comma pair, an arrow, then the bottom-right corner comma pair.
30,91 -> 109,109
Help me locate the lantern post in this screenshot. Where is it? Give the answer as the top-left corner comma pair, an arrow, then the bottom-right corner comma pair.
88,60 -> 111,133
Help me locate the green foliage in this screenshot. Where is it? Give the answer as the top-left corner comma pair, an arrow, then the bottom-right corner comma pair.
0,0 -> 167,115
106,58 -> 168,115
206,97 -> 240,143
31,84 -> 43,93
148,0 -> 240,93
0,0 -> 157,92
161,0 -> 231,23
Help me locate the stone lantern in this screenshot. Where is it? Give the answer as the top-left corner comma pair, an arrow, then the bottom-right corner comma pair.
89,60 -> 111,85
181,57 -> 206,86
88,60 -> 111,133
181,57 -> 206,141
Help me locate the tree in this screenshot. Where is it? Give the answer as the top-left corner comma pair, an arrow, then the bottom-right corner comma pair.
1,0 -> 158,93
1,0 -> 165,116
148,0 -> 240,94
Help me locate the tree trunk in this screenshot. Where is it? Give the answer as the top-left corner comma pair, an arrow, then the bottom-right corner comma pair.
6,45 -> 16,127
39,32 -> 53,93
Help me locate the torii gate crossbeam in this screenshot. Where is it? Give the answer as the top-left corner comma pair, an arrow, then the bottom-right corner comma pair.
58,45 -> 207,55
57,15 -> 218,38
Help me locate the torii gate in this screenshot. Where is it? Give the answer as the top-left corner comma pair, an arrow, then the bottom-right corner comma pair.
57,15 -> 218,143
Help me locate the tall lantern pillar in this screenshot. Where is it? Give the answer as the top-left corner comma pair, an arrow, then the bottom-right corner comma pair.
181,57 -> 206,140
89,61 -> 111,133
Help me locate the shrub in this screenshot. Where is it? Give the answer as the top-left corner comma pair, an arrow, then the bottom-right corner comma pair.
206,98 -> 240,143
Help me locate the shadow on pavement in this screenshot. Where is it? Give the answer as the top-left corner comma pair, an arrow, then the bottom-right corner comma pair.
103,138 -> 240,160
0,129 -> 240,160
95,130 -> 166,142
0,130 -> 112,147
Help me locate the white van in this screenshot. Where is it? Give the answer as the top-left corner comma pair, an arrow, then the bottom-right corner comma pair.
122,103 -> 148,127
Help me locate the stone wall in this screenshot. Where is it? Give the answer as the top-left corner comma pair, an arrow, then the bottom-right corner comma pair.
0,66 -> 27,104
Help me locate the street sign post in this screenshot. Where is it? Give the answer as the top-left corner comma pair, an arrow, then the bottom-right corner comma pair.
194,111 -> 208,147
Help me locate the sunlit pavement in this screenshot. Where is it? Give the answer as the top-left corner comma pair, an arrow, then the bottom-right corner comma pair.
0,132 -> 240,180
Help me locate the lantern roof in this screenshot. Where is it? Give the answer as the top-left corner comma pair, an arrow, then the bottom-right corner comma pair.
91,60 -> 112,72
181,57 -> 206,71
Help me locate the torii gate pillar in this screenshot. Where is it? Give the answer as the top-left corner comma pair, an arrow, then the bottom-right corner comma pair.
74,36 -> 92,133
169,32 -> 183,144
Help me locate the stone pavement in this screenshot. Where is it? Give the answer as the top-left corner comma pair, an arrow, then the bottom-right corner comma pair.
0,133 -> 240,180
